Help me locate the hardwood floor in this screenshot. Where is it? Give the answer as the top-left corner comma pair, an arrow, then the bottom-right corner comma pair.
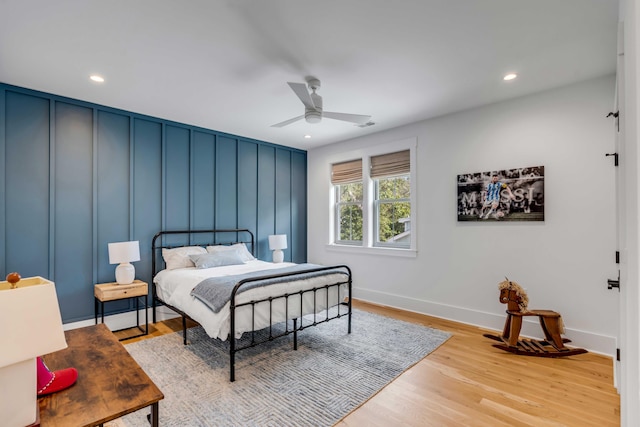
118,299 -> 620,427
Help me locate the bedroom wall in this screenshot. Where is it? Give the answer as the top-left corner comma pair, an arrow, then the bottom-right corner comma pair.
307,75 -> 618,354
0,83 -> 307,323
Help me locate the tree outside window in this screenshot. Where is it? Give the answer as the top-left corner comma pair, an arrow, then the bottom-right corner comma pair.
375,175 -> 411,247
336,181 -> 363,243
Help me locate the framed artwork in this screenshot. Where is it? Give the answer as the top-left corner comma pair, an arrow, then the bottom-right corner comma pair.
457,166 -> 544,221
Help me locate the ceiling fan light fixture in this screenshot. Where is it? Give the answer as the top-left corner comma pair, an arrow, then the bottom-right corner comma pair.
90,74 -> 105,83
503,73 -> 517,81
305,110 -> 322,124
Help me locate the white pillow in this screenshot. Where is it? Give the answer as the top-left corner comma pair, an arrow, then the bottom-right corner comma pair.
206,243 -> 255,262
162,246 -> 207,270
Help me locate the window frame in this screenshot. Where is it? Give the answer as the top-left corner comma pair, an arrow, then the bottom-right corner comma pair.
328,137 -> 417,257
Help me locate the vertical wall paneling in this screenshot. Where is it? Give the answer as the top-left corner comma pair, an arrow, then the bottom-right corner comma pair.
161,123 -> 167,234
189,130 -> 195,241
54,102 -> 94,320
216,136 -> 238,243
5,91 -> 50,277
96,111 -> 131,316
0,88 -> 4,276
133,118 -> 162,285
291,151 -> 307,263
129,118 -> 135,238
127,119 -> 136,314
164,125 -> 191,246
275,149 -> 292,262
92,109 -> 99,286
48,100 -> 56,279
192,131 -> 216,242
257,145 -> 276,260
0,83 -> 307,322
96,111 -> 130,284
238,140 -> 259,253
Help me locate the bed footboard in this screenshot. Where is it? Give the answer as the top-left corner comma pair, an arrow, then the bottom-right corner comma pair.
228,265 -> 352,382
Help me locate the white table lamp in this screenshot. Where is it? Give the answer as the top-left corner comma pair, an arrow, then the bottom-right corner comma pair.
268,234 -> 287,263
108,241 -> 140,285
0,274 -> 68,427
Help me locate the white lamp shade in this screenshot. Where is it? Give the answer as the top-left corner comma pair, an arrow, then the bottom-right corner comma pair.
108,241 -> 140,264
0,277 -> 68,427
268,234 -> 288,250
0,277 -> 67,368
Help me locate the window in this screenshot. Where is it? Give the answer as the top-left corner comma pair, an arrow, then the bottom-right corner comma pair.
336,182 -> 363,243
374,175 -> 410,247
332,159 -> 363,245
371,150 -> 411,248
330,140 -> 416,254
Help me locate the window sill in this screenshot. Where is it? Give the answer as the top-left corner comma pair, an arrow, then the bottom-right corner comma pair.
325,244 -> 417,258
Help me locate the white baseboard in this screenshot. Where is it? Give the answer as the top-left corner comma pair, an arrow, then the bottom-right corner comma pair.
354,287 -> 617,357
63,289 -> 616,357
63,306 -> 180,332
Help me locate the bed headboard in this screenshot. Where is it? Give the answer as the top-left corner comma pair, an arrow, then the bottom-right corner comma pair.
151,229 -> 255,277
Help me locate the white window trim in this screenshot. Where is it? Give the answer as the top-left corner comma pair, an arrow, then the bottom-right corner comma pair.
327,137 -> 417,258
326,243 -> 417,258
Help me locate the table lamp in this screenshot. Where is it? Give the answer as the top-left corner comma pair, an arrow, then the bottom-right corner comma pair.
108,241 -> 140,285
268,234 -> 287,263
0,273 -> 68,427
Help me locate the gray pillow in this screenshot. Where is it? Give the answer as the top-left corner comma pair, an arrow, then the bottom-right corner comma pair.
206,243 -> 255,262
189,251 -> 245,269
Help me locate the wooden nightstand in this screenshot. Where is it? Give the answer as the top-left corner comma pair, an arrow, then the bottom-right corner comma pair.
94,280 -> 148,340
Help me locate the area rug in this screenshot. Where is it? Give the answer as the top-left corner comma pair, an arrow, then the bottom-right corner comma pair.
119,308 -> 450,427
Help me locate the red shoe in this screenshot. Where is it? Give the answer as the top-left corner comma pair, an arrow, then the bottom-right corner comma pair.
37,356 -> 78,396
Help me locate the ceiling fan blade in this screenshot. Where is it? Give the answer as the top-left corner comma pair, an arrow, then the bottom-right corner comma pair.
287,82 -> 316,109
323,111 -> 371,124
271,114 -> 305,128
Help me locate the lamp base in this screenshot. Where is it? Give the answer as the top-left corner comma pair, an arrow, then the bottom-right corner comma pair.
0,358 -> 37,427
115,263 -> 135,285
26,408 -> 40,427
272,249 -> 284,263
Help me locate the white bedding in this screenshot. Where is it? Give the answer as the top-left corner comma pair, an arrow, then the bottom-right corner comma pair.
154,260 -> 348,340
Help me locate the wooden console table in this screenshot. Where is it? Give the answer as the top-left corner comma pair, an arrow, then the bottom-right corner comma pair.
38,324 -> 163,427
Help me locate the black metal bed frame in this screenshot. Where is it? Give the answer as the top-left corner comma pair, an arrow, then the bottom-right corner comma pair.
151,229 -> 352,382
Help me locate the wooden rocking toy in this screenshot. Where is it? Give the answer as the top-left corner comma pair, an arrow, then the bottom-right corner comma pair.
483,278 -> 588,357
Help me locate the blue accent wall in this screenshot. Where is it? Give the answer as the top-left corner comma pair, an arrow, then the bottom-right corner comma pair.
0,83 -> 307,323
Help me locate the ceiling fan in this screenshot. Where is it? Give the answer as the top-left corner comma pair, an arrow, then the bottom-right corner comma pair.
271,77 -> 371,127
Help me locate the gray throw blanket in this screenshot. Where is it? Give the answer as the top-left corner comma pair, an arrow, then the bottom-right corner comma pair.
190,263 -> 349,313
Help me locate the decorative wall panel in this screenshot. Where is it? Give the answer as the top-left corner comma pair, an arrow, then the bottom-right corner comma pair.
0,83 -> 307,323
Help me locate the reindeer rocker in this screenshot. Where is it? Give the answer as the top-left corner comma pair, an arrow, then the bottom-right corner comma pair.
483,278 -> 587,357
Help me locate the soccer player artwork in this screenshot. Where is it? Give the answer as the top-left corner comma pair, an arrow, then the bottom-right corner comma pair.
457,166 -> 544,222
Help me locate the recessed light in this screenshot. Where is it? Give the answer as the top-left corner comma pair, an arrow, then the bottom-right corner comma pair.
304,135 -> 311,139
503,73 -> 517,81
90,75 -> 105,83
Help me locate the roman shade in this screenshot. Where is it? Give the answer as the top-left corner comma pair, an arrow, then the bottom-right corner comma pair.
370,150 -> 410,178
331,159 -> 363,185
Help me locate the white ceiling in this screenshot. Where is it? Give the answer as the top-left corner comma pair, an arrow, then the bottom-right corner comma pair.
0,0 -> 619,150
